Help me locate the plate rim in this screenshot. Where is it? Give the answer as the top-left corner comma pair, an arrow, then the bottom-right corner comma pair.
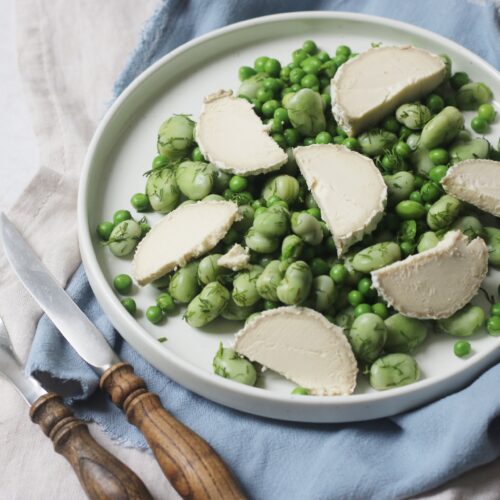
78,10 -> 500,421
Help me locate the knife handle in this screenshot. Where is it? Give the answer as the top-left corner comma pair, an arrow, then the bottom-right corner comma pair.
30,393 -> 152,500
100,362 -> 245,500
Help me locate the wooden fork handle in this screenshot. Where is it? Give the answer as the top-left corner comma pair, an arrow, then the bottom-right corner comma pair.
100,362 -> 245,500
30,393 -> 152,500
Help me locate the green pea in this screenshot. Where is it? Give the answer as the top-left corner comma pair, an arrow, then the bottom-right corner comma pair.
291,387 -> 310,395
372,303 -> 389,319
438,304 -> 485,337
426,94 -> 445,113
451,216 -> 484,240
352,242 -> 401,273
130,193 -> 151,212
256,260 -> 286,301
169,261 -> 200,304
283,88 -> 325,136
396,103 -> 431,130
97,221 -> 114,241
276,261 -> 313,305
108,220 -> 141,257
357,277 -> 373,296
477,103 -> 496,123
157,115 -> 195,160
121,297 -> 136,316
471,116 -> 488,134
253,205 -> 290,238
245,228 -> 279,254
354,303 -> 372,317
491,303 -> 500,317
454,340 -> 471,358
484,227 -> 500,267
347,290 -> 363,307
146,305 -> 163,324
358,129 -> 398,157
369,353 -> 419,390
291,212 -> 323,246
487,316 -> 500,336
450,72 -> 470,89
281,234 -> 303,261
113,274 -> 133,294
232,266 -> 263,307
449,136 -> 489,163
311,275 -> 336,312
113,210 -> 132,225
239,65 -> 256,81
348,313 -> 387,363
426,194 -> 461,230
152,154 -> 169,169
264,58 -> 281,77
146,167 -> 180,213
213,344 -> 257,386
300,73 -> 319,89
383,171 -> 415,205
185,282 -> 230,327
315,131 -> 332,144
428,148 -> 449,166
417,231 -> 440,253
329,263 -> 348,284
420,106 -> 464,149
384,314 -> 427,353
420,181 -> 441,203
455,82 -> 493,110
261,175 -> 300,205
394,141 -> 411,158
310,257 -> 330,277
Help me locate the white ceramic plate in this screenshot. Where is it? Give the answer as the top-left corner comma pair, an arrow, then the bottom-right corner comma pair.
78,12 -> 500,423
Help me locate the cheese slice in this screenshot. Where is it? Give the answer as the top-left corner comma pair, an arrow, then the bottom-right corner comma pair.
234,307 -> 358,396
372,231 -> 488,319
133,200 -> 240,286
195,90 -> 288,175
218,244 -> 250,271
331,46 -> 446,136
441,159 -> 500,217
294,144 -> 387,256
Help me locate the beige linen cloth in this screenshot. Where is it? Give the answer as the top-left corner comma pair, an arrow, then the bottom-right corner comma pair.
0,1 -> 499,498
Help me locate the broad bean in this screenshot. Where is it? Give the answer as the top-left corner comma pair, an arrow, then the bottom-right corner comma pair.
348,313 -> 387,363
395,200 -> 426,220
396,103 -> 431,130
198,254 -> 231,285
455,82 -> 493,110
237,73 -> 267,100
449,137 -> 489,163
438,304 -> 485,337
185,282 -> 230,327
352,242 -> 401,272
420,106 -> 464,149
234,205 -> 255,233
253,205 -> 290,238
245,228 -> 279,254
157,115 -> 195,160
291,212 -> 323,245
256,260 -> 286,301
221,297 -> 259,321
334,307 -> 355,330
213,345 -> 257,386
108,220 -> 141,257
146,167 -> 180,213
262,175 -> 300,205
284,88 -> 326,136
451,216 -> 484,240
384,314 -> 427,353
203,194 -> 226,202
232,266 -> 263,307
426,194 -> 461,230
281,234 -> 304,261
484,227 -> 500,267
176,161 -> 216,200
384,171 -> 415,205
311,275 -> 336,312
169,261 -> 200,304
410,147 -> 434,176
369,353 -> 419,390
276,261 -> 313,305
358,129 -> 398,157
417,231 -> 440,253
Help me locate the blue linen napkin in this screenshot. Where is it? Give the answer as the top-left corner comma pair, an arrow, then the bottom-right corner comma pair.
27,1 -> 500,499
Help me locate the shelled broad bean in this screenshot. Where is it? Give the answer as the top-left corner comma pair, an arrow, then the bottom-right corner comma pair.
98,39 -> 500,391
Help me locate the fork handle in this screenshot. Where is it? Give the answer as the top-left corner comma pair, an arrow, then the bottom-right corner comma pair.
100,362 -> 245,500
30,393 -> 152,500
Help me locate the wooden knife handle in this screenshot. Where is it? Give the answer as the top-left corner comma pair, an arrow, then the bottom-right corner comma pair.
30,393 -> 152,500
100,362 -> 245,500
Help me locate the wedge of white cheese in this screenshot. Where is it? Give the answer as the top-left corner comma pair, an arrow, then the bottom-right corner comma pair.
441,159 -> 500,217
195,90 -> 288,175
234,307 -> 358,396
372,231 -> 488,319
294,144 -> 387,256
331,46 -> 446,136
133,200 -> 240,286
217,243 -> 250,271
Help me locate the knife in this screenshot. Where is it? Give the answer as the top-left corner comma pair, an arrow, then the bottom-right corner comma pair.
0,317 -> 152,499
0,213 -> 244,500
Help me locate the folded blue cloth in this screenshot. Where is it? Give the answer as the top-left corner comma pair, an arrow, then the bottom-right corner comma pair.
27,1 -> 500,498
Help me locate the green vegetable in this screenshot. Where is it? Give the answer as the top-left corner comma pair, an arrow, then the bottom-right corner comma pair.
383,171 -> 415,205
454,340 -> 471,358
450,71 -> 470,89
97,221 -> 114,241
358,129 -> 398,157
276,260 -> 313,305
197,254 -> 231,285
281,234 -> 303,261
426,94 -> 445,113
352,242 -> 401,272
253,205 -> 290,238
429,148 -> 449,165
311,275 -> 336,312
130,193 -> 151,212
471,116 -> 488,134
169,261 -> 200,304
369,353 -> 419,390
451,216 -> 484,240
213,345 -> 257,386
484,227 -> 500,267
221,297 -> 259,321
491,303 -> 500,317
395,103 -> 431,130
156,292 -> 175,314
291,212 -> 323,245
455,82 -> 493,110
372,303 -> 389,319
108,220 -> 141,257
395,200 -> 426,220
310,257 -> 329,277
121,297 -> 136,316
384,314 -> 427,353
157,115 -> 195,160
409,146 -> 435,177
284,88 -> 326,136
426,194 -> 461,230
417,231 -> 440,253
237,73 -> 267,100
175,161 -> 216,200
334,307 -> 355,330
348,313 -> 387,363
477,103 -> 496,123
449,136 -> 489,163
152,155 -> 169,169
348,290 -> 363,307
146,167 -> 180,213
438,304 -> 485,337
354,303 -> 372,317
487,316 -> 500,336
146,305 -> 163,324
256,260 -> 285,301
420,106 -> 464,149
113,210 -> 132,225
229,175 -> 248,193
232,266 -> 263,307
203,194 -> 225,202
420,181 -> 441,203
185,282 -> 230,327
113,274 -> 133,294
329,263 -> 348,284
245,228 -> 279,254
291,387 -> 310,395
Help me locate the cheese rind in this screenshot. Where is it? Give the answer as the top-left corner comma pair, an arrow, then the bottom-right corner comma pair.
133,200 -> 240,286
294,144 -> 387,256
372,231 -> 488,319
331,46 -> 446,136
441,159 -> 500,217
217,244 -> 250,271
194,90 -> 288,175
234,306 -> 358,395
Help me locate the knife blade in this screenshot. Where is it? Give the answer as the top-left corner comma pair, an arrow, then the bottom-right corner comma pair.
0,317 -> 151,500
0,213 -> 244,500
